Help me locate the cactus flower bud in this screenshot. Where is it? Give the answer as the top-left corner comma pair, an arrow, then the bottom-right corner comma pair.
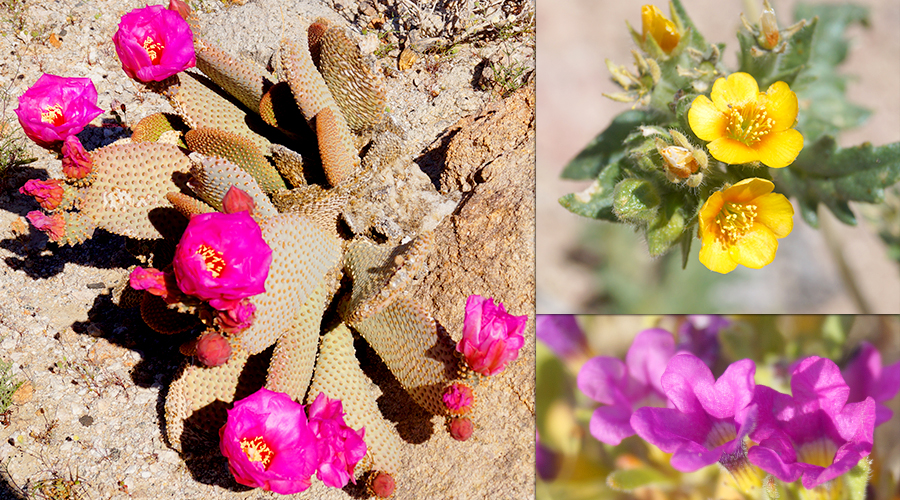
442,382 -> 475,416
61,135 -> 93,180
196,331 -> 232,367
113,5 -> 196,82
448,417 -> 474,441
168,0 -> 192,20
216,298 -> 256,333
457,295 -> 527,377
222,185 -> 256,215
368,472 -> 395,498
13,74 -> 103,149
20,179 -> 64,210
129,266 -> 181,303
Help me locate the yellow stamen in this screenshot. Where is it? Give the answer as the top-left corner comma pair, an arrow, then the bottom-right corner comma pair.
142,36 -> 164,65
40,104 -> 65,126
715,202 -> 758,243
727,104 -> 775,147
240,436 -> 274,468
196,244 -> 226,278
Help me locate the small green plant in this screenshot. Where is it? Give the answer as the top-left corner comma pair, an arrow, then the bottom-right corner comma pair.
0,80 -> 37,178
0,358 -> 24,414
0,0 -> 28,34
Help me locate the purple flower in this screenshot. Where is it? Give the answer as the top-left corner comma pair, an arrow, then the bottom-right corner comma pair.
172,211 -> 272,310
457,295 -> 527,376
113,5 -> 196,82
630,354 -> 758,474
841,342 -> 900,427
536,431 -> 561,481
676,315 -> 729,367
219,388 -> 319,494
14,74 -> 103,149
748,356 -> 876,489
306,393 -> 367,488
536,314 -> 588,362
576,328 -> 675,445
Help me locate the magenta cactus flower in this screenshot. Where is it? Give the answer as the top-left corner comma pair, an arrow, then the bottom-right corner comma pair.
216,299 -> 256,334
630,354 -> 761,489
577,328 -> 675,445
536,314 -> 589,363
219,388 -> 319,493
14,74 -> 103,149
113,5 -> 196,82
306,393 -> 367,488
172,211 -> 272,311
26,211 -> 65,242
442,382 -> 475,416
747,356 -> 876,490
457,294 -> 527,376
20,179 -> 64,211
841,341 -> 900,427
61,135 -> 93,180
129,266 -> 181,303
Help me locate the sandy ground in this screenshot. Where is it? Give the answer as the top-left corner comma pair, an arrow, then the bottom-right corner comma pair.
537,0 -> 900,313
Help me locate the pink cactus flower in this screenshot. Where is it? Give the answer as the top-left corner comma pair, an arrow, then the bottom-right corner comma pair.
216,299 -> 256,334
222,185 -> 256,215
442,382 -> 475,415
307,393 -> 367,488
219,388 -> 319,494
26,211 -> 65,242
14,74 -> 103,149
20,179 -> 64,211
457,295 -> 527,376
195,331 -> 232,367
172,211 -> 272,310
113,5 -> 196,82
61,135 -> 93,180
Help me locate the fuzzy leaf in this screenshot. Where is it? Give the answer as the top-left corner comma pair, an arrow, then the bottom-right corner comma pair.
773,137 -> 900,227
561,110 -> 662,180
559,160 -> 624,221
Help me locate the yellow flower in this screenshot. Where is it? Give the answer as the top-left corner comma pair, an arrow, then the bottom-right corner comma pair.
642,5 -> 680,54
688,72 -> 803,169
698,178 -> 793,273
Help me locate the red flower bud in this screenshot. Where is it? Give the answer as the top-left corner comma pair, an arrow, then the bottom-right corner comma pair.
196,331 -> 232,367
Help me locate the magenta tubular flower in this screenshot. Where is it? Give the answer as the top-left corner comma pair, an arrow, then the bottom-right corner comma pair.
307,393 -> 367,488
26,211 -> 65,242
216,299 -> 256,334
676,315 -> 729,367
61,135 -> 93,180
842,341 -> 900,427
536,314 -> 589,363
576,328 -> 675,445
219,388 -> 319,493
20,179 -> 64,210
630,354 -> 759,488
172,211 -> 272,310
14,74 -> 103,149
457,295 -> 527,376
113,5 -> 196,82
748,356 -> 876,490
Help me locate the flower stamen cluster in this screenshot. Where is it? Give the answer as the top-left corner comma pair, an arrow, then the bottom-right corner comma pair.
143,37 -> 165,64
726,104 -> 775,146
240,436 -> 275,468
197,243 -> 226,278
40,104 -> 65,126
715,201 -> 758,244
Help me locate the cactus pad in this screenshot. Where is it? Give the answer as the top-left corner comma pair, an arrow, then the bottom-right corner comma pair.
195,38 -> 274,114
131,112 -> 188,147
186,152 -> 278,219
184,127 -> 286,193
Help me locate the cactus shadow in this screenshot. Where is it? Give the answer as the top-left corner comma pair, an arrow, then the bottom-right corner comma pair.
0,227 -> 138,280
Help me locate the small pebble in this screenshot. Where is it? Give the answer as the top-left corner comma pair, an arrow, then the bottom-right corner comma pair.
79,415 -> 94,427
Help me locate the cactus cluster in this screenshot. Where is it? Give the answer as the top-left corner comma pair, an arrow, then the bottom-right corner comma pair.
23,7 -> 493,496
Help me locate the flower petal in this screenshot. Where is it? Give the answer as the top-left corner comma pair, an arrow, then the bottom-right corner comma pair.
711,72 -> 759,112
699,231 -> 738,274
723,177 -> 774,204
753,192 -> 794,238
728,225 -> 778,269
688,95 -> 728,141
755,128 -> 803,168
707,137 -> 759,165
588,404 -> 635,446
764,81 -> 799,131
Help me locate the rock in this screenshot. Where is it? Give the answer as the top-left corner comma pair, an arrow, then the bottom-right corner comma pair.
11,379 -> 33,404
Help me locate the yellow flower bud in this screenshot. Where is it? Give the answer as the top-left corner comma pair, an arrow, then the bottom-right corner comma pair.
641,5 -> 681,54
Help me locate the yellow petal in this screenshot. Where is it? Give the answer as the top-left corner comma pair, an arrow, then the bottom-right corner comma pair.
698,191 -> 725,229
699,231 -> 738,274
753,192 -> 794,238
688,95 -> 728,141
755,128 -> 804,168
723,177 -> 774,204
764,81 -> 799,131
641,5 -> 680,53
711,72 -> 759,112
707,137 -> 759,165
729,225 -> 778,269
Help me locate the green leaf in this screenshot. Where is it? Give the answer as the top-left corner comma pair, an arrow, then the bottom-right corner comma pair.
559,160 -> 624,222
794,3 -> 869,68
773,137 -> 900,227
613,178 -> 661,225
606,467 -> 673,491
646,197 -> 687,257
561,109 -> 663,180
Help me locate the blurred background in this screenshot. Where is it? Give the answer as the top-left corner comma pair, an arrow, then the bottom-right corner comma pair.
537,0 -> 900,313
536,315 -> 900,499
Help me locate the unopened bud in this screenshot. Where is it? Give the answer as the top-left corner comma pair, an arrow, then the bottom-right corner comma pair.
196,331 -> 232,367
368,471 -> 395,498
168,0 -> 191,19
759,8 -> 779,50
449,417 -> 474,441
